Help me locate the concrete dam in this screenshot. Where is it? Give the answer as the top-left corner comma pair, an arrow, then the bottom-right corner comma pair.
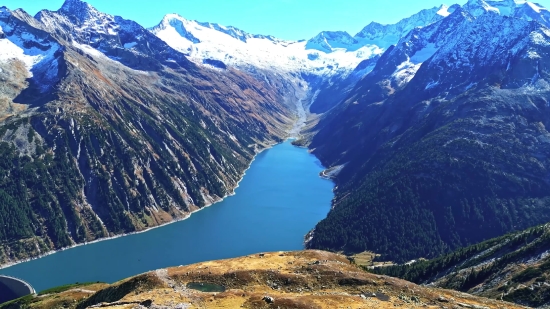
0,275 -> 35,304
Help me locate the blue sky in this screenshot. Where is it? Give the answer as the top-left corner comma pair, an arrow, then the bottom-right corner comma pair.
3,0 -> 550,40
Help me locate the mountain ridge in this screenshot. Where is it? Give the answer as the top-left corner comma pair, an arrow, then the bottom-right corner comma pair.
0,0 -> 297,267
305,0 -> 550,265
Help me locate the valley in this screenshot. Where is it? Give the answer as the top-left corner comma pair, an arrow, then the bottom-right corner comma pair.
2,0 -> 550,307
0,141 -> 333,292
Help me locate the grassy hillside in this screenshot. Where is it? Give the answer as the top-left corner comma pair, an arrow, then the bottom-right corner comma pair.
1,251 -> 528,309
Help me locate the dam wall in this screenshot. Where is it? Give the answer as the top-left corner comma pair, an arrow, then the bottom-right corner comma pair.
0,275 -> 35,303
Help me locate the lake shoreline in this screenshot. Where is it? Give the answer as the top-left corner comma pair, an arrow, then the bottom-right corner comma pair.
1,134 -> 334,293
0,141 -> 279,272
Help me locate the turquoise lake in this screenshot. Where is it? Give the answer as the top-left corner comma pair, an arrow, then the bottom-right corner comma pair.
0,141 -> 334,292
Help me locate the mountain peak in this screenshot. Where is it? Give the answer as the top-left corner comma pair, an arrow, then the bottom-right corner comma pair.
354,6 -> 444,48
161,13 -> 187,24
463,0 -> 501,16
152,13 -> 200,45
58,0 -> 104,23
0,6 -> 11,18
461,0 -> 550,26
306,31 -> 358,53
60,0 -> 93,12
436,4 -> 461,17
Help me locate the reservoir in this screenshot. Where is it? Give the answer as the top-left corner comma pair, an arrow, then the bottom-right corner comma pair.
0,141 -> 334,292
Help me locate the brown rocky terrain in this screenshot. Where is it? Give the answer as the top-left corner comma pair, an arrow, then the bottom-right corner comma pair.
2,251 -> 529,309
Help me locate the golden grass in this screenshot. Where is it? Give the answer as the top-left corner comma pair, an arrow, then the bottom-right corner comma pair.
14,251 -> 529,309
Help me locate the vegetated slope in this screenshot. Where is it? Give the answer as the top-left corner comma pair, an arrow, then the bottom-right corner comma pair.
306,0 -> 550,263
372,223 -> 550,308
0,0 -> 295,266
0,250 -> 528,309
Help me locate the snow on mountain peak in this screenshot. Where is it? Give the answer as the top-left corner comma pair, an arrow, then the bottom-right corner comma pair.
45,0 -> 123,44
461,0 -> 550,26
463,0 -> 501,17
0,9 -> 61,92
305,31 -> 359,53
156,14 -> 200,46
525,1 -> 546,13
354,6 -> 445,49
437,5 -> 452,17
151,14 -> 384,77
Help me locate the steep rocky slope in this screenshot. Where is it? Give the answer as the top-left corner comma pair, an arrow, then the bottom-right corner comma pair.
306,0 -> 550,263
0,250 -> 528,309
373,223 -> 550,308
0,0 -> 296,266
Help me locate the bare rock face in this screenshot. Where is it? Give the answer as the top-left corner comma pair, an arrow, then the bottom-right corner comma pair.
3,251 -> 529,309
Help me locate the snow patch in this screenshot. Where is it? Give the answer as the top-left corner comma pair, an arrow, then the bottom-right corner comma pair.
0,31 -> 59,79
72,41 -> 149,75
527,50 -> 541,59
530,31 -> 550,46
392,60 -> 422,87
527,1 -> 543,13
437,5 -> 451,17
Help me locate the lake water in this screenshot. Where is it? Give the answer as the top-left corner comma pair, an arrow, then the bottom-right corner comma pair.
0,141 -> 334,292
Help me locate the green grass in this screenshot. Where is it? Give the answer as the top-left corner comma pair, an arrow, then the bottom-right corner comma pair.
38,281 -> 102,295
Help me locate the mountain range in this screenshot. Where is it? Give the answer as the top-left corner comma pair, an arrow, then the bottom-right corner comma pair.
2,2 -> 550,307
305,0 -> 550,264
0,0 -> 297,265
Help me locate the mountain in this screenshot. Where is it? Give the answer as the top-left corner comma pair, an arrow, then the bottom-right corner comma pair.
0,0 -> 296,266
150,6 -> 452,114
0,250 -> 528,309
305,31 -> 360,53
464,0 -> 550,24
150,13 -> 385,76
305,0 -> 550,263
0,0 -> 475,268
354,5 -> 459,48
372,223 -> 550,308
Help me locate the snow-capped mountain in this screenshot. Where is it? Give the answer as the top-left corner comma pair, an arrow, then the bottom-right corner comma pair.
149,4 -> 470,115
150,14 -> 384,77
0,7 -> 62,95
343,0 -> 550,105
464,0 -> 550,25
353,5 -> 460,49
0,0 -> 300,265
36,0 -> 191,71
306,0 -> 550,265
150,5 -> 466,79
305,31 -> 359,53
